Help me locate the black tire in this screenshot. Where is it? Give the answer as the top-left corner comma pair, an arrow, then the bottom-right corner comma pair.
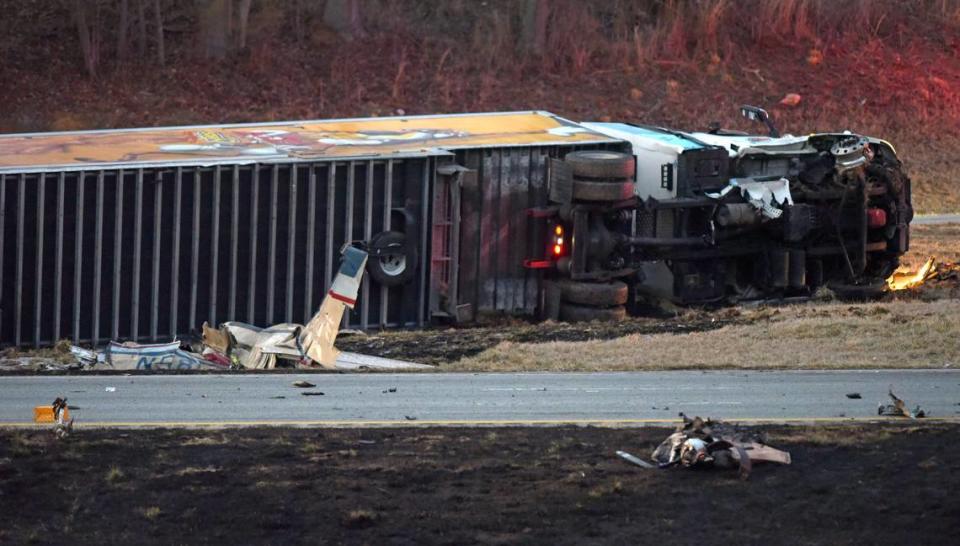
572,180 -> 634,202
558,280 -> 628,306
565,150 -> 635,179
367,230 -> 417,287
559,302 -> 627,322
827,278 -> 887,301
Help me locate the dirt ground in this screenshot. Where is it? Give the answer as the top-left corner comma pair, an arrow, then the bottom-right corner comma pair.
336,311 -> 744,366
0,424 -> 956,544
903,223 -> 960,268
451,300 -> 960,372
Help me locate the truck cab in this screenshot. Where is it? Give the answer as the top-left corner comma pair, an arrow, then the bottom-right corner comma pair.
544,107 -> 912,317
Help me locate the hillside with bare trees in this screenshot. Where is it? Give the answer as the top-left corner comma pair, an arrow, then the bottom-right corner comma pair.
2,0 -> 959,211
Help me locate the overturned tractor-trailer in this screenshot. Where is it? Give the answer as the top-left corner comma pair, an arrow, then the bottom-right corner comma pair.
0,109 -> 912,347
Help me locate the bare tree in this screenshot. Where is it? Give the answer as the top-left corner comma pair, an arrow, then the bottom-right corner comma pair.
293,0 -> 305,43
201,0 -> 230,58
154,0 -> 165,64
323,0 -> 364,39
137,0 -> 147,56
73,0 -> 101,78
237,0 -> 253,49
522,0 -> 549,54
118,0 -> 130,59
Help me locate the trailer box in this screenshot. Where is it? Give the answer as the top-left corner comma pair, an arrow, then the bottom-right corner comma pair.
0,112 -> 624,347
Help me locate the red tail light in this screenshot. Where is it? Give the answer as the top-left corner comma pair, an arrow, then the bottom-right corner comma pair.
866,208 -> 887,228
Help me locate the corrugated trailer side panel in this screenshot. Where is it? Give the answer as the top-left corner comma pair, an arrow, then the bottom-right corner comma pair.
0,159 -> 434,347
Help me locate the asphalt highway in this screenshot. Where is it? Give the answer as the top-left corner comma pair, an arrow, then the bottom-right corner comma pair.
2,370 -> 958,427
913,213 -> 960,225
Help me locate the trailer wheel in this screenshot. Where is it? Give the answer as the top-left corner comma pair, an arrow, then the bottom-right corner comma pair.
559,302 -> 627,323
572,180 -> 634,202
367,230 -> 417,287
558,280 -> 629,307
565,151 -> 635,179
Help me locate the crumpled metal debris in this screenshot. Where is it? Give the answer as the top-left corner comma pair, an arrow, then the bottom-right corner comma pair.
201,245 -> 368,370
51,397 -> 74,438
878,388 -> 926,419
646,413 -> 791,480
33,397 -> 76,438
102,341 -> 230,371
62,245 -> 431,372
616,450 -> 656,469
886,257 -> 960,291
706,178 -> 794,220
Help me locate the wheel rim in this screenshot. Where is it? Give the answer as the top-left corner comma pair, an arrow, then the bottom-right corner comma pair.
380,253 -> 406,276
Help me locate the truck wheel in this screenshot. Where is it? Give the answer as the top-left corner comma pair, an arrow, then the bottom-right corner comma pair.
367,230 -> 417,287
565,151 -> 635,179
559,302 -> 627,323
558,280 -> 628,306
572,180 -> 634,202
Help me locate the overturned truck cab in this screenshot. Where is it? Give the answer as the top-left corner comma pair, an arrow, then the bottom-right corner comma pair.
538,106 -> 912,319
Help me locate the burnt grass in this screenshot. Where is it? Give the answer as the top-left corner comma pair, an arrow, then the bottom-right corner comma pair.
0,425 -> 957,544
336,311 -> 742,365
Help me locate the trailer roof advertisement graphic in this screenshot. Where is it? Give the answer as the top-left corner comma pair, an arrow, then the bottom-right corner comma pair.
0,111 -> 617,172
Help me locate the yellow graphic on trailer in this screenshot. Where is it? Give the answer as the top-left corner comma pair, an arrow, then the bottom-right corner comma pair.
0,112 -> 619,171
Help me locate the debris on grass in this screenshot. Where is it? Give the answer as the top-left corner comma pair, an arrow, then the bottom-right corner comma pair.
141,506 -> 162,520
642,413 -> 790,480
105,466 -> 125,484
342,509 -> 378,529
616,450 -> 656,469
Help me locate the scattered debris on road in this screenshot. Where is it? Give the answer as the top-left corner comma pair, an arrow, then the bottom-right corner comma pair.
300,392 -> 326,396
292,381 -> 316,388
878,388 -> 926,418
846,392 -> 862,399
643,414 -> 791,480
33,397 -> 74,438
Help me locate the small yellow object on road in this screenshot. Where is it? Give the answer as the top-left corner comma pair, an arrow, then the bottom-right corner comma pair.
33,405 -> 69,424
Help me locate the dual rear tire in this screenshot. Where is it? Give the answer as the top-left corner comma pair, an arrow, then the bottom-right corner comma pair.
555,151 -> 635,322
557,279 -> 628,322
565,150 -> 635,203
